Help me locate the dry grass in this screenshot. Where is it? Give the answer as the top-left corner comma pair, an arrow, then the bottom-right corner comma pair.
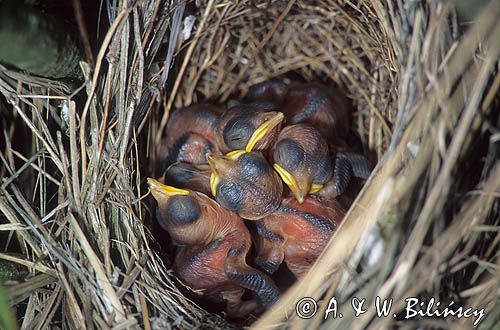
0,0 -> 499,329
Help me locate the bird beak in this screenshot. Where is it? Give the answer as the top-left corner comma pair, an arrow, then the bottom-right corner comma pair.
209,172 -> 219,197
273,163 -> 306,203
309,183 -> 324,194
206,152 -> 244,196
147,178 -> 189,200
245,112 -> 284,152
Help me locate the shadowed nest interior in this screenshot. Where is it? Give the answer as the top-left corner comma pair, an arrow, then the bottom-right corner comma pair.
0,0 -> 499,329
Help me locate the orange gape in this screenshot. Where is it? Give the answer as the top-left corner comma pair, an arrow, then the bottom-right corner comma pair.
254,196 -> 346,278
148,179 -> 280,317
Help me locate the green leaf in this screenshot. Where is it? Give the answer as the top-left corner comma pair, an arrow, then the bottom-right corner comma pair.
0,285 -> 17,330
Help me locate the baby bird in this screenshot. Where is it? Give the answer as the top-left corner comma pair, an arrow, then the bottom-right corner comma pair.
206,151 -> 283,220
164,162 -> 212,197
215,101 -> 285,154
272,124 -> 333,203
246,78 -> 289,105
247,80 -> 351,145
147,179 -> 280,317
254,196 -> 346,278
281,83 -> 350,144
163,104 -> 222,165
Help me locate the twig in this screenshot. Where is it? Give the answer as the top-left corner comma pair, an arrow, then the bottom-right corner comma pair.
155,0 -> 216,149
72,0 -> 96,68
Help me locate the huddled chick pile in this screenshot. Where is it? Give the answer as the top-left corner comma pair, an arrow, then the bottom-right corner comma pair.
148,79 -> 372,317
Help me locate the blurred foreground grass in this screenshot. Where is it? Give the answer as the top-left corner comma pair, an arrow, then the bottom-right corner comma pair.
0,284 -> 16,330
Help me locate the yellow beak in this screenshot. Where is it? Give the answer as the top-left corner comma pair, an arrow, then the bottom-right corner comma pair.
245,112 -> 284,152
273,163 -> 305,203
225,150 -> 246,160
205,150 -> 246,197
147,178 -> 189,198
309,183 -> 324,194
206,152 -> 245,197
209,172 -> 219,197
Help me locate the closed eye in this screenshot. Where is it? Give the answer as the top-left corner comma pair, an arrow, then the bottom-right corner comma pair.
223,118 -> 253,149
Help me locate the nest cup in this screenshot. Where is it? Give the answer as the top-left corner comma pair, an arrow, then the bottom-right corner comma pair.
0,0 -> 499,329
154,1 -> 397,323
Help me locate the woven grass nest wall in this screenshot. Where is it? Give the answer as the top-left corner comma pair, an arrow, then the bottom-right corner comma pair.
0,0 -> 499,329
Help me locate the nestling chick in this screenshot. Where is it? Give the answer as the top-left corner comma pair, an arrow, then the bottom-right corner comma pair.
163,104 -> 222,165
206,151 -> 283,220
246,78 -> 289,105
282,83 -> 350,144
147,179 -> 280,317
215,101 -> 285,154
254,196 -> 346,278
272,124 -> 332,203
164,162 -> 212,196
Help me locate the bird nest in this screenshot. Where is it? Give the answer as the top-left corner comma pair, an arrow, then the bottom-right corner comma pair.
0,0 -> 499,329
